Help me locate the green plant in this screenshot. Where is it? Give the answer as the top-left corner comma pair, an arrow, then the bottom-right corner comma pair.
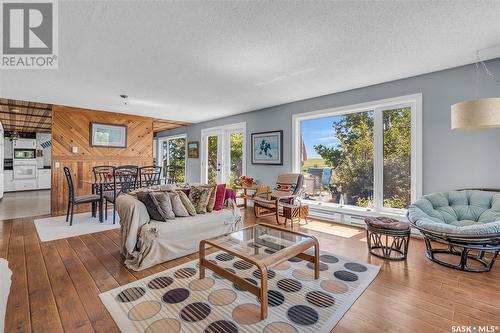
383,196 -> 407,209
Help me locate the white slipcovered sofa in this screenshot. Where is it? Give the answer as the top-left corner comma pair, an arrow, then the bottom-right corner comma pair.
116,194 -> 242,271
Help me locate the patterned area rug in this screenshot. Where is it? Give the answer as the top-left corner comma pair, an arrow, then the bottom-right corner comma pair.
100,250 -> 379,333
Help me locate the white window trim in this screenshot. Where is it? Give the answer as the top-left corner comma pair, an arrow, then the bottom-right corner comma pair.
157,133 -> 187,181
292,93 -> 422,217
200,122 -> 247,184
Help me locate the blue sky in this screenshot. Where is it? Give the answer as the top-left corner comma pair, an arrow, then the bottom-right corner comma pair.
301,115 -> 341,159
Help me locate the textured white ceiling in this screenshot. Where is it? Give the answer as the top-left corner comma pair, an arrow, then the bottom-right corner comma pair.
1,1 -> 500,122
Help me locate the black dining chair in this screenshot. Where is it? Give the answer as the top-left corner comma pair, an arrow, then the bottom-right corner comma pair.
138,166 -> 162,187
64,167 -> 101,226
104,165 -> 139,224
92,165 -> 115,186
92,165 -> 115,194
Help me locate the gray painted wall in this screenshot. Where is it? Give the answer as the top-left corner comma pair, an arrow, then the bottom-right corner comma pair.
158,59 -> 500,194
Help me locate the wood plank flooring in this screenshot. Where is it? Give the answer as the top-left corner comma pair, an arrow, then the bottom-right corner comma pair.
1,210 -> 499,333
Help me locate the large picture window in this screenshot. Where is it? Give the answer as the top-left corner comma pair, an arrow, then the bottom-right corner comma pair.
293,94 -> 421,215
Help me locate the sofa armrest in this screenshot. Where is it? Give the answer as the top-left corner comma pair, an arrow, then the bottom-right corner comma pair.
116,194 -> 151,255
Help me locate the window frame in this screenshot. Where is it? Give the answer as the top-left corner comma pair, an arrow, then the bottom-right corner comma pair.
292,93 -> 422,217
157,133 -> 187,182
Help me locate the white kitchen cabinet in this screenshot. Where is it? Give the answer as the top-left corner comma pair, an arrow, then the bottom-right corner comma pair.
13,139 -> 36,149
14,179 -> 37,191
4,169 -> 51,192
37,169 -> 51,189
4,171 -> 14,192
4,139 -> 12,159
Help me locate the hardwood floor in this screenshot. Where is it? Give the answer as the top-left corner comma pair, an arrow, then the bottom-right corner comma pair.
1,210 -> 499,333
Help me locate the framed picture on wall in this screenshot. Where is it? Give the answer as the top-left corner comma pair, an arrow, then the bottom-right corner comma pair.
187,141 -> 199,158
89,122 -> 127,148
251,130 -> 283,165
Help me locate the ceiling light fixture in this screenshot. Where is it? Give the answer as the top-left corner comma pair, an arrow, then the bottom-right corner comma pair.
451,45 -> 500,130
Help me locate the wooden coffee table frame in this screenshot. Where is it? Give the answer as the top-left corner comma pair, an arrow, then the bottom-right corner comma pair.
199,223 -> 319,320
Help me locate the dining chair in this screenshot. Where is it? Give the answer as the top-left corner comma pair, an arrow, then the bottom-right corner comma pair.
138,165 -> 162,187
64,167 -> 101,226
92,165 -> 115,214
93,165 -> 114,181
104,165 -> 139,224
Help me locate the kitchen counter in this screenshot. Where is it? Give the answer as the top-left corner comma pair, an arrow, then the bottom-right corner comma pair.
4,167 -> 51,192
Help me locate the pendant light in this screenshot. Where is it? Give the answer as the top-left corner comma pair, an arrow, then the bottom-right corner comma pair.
451,47 -> 500,130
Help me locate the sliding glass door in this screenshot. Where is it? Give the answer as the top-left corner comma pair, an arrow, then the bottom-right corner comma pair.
201,123 -> 246,185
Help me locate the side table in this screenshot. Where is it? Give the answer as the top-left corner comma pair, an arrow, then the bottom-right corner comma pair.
281,202 -> 309,228
233,184 -> 270,209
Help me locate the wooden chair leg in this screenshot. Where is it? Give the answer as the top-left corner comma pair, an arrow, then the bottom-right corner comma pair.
255,204 -> 264,218
69,203 -> 74,226
275,208 -> 280,224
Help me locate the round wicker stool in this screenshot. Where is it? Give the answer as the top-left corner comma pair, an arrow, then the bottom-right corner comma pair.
364,217 -> 411,260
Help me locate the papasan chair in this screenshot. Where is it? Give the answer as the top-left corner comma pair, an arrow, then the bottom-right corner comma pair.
408,190 -> 500,272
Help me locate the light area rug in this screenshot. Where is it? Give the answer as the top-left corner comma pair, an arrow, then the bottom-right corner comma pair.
0,258 -> 12,333
34,211 -> 120,242
100,249 -> 379,333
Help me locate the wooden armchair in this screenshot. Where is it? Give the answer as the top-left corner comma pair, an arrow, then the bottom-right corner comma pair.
253,173 -> 304,223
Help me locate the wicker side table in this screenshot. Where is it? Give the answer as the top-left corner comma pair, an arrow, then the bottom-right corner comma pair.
364,217 -> 410,260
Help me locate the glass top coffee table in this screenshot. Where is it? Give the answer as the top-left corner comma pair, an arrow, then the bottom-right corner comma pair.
199,223 -> 320,320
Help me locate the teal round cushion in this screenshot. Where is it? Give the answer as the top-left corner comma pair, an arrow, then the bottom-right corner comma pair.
408,190 -> 500,236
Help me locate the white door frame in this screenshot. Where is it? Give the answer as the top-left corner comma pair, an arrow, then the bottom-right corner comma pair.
200,122 -> 246,184
157,133 -> 187,180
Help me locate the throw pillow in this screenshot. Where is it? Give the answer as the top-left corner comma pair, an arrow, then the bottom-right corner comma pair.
176,190 -> 197,216
213,183 -> 227,211
189,186 -> 213,214
137,192 -> 175,221
201,184 -> 217,212
168,192 -> 189,217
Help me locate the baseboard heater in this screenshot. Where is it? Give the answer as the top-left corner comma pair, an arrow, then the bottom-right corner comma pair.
308,206 -> 422,237
308,206 -> 366,227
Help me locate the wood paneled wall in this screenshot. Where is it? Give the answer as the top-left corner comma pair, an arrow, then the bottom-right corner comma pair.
51,105 -> 154,215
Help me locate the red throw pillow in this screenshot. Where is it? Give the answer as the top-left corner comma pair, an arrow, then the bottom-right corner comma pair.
214,183 -> 227,211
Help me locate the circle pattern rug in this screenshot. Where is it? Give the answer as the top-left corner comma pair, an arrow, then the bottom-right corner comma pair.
99,250 -> 379,332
